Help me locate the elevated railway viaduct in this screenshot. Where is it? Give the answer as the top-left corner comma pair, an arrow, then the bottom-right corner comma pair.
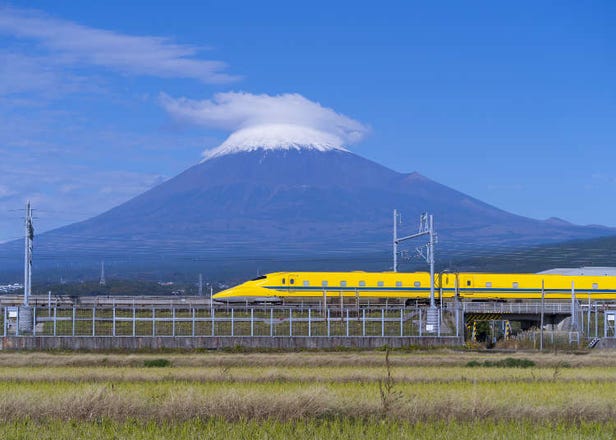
0,295 -> 610,349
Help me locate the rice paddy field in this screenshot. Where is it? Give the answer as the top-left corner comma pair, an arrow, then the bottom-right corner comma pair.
0,350 -> 615,439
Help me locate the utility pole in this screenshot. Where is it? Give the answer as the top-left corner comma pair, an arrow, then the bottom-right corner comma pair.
23,201 -> 33,307
18,200 -> 35,334
198,273 -> 203,296
569,281 -> 580,345
99,261 -> 106,286
571,281 -> 577,331
393,211 -> 438,332
393,209 -> 398,272
540,280 -> 545,352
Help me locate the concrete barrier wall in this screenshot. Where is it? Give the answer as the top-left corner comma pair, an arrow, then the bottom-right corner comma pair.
0,336 -> 464,351
596,338 -> 616,349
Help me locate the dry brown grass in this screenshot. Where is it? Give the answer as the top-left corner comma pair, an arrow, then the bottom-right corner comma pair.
0,351 -> 613,424
0,349 -> 614,368
0,381 -> 613,424
1,363 -> 616,385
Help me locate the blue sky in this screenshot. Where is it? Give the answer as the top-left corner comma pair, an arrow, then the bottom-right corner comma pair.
0,0 -> 614,242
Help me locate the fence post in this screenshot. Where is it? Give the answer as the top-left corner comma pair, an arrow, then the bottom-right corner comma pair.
192,308 -> 196,337
455,307 -> 459,338
92,307 -> 96,336
381,309 -> 385,337
346,308 -> 349,337
308,309 -> 312,337
53,307 -> 57,336
270,308 -> 274,337
211,308 -> 215,337
419,308 -> 423,337
172,307 -> 176,337
327,308 -> 330,337
289,308 -> 293,337
362,308 -> 366,336
3,307 -> 6,337
231,308 -> 234,337
587,295 -> 591,336
152,308 -> 156,337
112,306 -> 116,337
33,307 -> 37,336
72,306 -> 75,336
400,308 -> 403,337
132,307 -> 136,337
595,304 -> 599,338
250,308 -> 254,337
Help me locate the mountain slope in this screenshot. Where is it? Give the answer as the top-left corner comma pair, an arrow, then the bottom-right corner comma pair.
39,149 -> 616,251
1,148 -> 614,276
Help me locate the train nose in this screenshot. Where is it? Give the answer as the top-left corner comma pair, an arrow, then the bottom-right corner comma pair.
212,283 -> 281,303
211,286 -> 240,301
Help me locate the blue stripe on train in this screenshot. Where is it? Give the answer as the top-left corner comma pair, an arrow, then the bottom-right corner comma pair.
263,285 -> 615,294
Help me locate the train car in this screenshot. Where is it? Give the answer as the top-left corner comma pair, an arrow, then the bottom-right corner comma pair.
212,270 -> 616,304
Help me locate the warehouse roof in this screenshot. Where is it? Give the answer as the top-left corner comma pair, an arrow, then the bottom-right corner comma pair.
537,267 -> 616,276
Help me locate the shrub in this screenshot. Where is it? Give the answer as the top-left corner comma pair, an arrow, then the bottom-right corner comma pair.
498,358 -> 535,368
465,358 -> 535,368
143,359 -> 171,368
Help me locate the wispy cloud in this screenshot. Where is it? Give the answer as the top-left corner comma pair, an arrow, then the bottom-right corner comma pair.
0,164 -> 167,242
160,91 -> 369,156
0,6 -> 237,84
0,185 -> 17,200
0,51 -> 97,99
591,172 -> 616,183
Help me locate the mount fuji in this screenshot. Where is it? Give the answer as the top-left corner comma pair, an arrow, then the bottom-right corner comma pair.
1,143 -> 614,277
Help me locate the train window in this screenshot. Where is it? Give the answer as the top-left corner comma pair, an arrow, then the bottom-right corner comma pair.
290,279 -> 295,285
359,280 -> 366,287
377,281 -> 384,287
303,280 -> 310,287
322,280 -> 328,287
341,281 -> 347,287
251,275 -> 267,281
396,281 -> 402,287
466,280 -> 471,287
486,282 -> 492,288
593,283 -> 599,290
282,278 -> 286,285
414,281 -> 421,287
512,282 -> 519,289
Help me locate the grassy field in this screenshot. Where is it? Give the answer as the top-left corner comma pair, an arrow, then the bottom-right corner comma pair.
0,350 -> 615,439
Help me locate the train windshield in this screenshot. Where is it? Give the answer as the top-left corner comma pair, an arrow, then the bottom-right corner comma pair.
251,275 -> 267,281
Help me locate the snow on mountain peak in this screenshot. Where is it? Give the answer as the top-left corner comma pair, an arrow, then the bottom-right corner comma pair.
202,124 -> 349,160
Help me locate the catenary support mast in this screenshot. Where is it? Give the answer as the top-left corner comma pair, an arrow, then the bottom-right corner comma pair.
393,211 -> 438,332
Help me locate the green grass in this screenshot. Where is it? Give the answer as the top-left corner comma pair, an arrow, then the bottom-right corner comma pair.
142,358 -> 171,368
466,357 -> 536,368
0,419 -> 615,440
0,351 -> 614,437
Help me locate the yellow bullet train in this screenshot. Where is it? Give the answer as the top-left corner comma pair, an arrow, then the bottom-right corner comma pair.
212,270 -> 616,304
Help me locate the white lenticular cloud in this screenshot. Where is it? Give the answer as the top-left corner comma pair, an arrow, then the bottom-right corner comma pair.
159,92 -> 369,159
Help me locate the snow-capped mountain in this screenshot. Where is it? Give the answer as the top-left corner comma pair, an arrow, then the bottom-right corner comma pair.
202,124 -> 349,160
0,145 -> 614,278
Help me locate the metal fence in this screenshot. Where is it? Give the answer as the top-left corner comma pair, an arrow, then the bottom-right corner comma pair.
462,302 -> 575,314
3,305 -> 461,338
